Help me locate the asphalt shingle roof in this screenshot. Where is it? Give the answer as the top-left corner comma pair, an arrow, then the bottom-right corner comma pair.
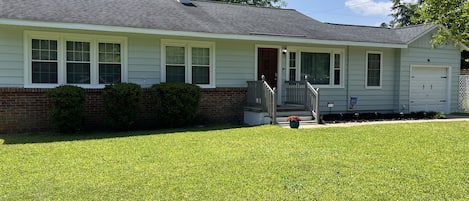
0,0 -> 435,45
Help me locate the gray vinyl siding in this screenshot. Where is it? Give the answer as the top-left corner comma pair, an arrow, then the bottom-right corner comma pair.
343,46 -> 397,112
0,25 -> 461,114
127,35 -> 160,88
215,40 -> 255,87
317,89 -> 348,113
393,49 -> 402,112
0,26 -> 24,87
0,26 -> 258,88
127,35 -> 257,88
398,32 -> 461,113
291,45 -> 398,113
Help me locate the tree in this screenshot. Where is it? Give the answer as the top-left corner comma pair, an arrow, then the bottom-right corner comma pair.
387,0 -> 468,66
211,0 -> 286,8
380,22 -> 390,28
389,0 -> 424,27
416,0 -> 469,47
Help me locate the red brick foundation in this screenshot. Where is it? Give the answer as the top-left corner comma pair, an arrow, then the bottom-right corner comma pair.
0,88 -> 51,133
0,87 -> 246,134
198,88 -> 247,124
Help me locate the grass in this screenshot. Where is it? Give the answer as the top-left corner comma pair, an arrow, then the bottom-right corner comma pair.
1,122 -> 469,200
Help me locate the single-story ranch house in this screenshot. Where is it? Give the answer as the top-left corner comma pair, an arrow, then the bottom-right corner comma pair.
0,0 -> 465,133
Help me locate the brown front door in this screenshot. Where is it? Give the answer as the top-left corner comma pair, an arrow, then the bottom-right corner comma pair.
258,48 -> 278,88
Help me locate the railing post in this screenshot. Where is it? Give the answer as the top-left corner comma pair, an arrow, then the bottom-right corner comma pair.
261,75 -> 266,112
304,75 -> 308,109
316,88 -> 320,124
272,87 -> 277,124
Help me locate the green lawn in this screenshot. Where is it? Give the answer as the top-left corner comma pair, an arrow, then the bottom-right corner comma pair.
1,122 -> 469,200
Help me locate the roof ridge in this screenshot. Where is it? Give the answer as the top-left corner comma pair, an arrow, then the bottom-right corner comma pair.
325,22 -> 390,29
392,24 -> 432,30
192,0 -> 294,11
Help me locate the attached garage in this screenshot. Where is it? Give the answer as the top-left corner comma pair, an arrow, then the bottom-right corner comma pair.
409,66 -> 450,113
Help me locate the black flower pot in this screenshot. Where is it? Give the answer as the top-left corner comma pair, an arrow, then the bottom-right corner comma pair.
289,121 -> 300,129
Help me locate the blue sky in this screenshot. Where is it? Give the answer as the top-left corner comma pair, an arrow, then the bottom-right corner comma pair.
286,0 -> 417,26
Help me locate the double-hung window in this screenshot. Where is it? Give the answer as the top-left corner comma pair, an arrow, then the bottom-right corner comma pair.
99,43 -> 122,84
191,47 -> 210,85
66,41 -> 91,84
31,39 -> 58,84
165,46 -> 186,83
25,31 -> 127,88
162,40 -> 215,88
366,51 -> 382,88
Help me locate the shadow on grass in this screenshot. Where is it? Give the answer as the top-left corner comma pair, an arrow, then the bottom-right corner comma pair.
0,124 -> 251,145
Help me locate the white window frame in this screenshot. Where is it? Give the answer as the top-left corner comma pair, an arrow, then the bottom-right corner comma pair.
161,39 -> 216,88
332,52 -> 344,86
365,51 -> 383,89
286,51 -> 298,81
24,31 -> 128,88
65,40 -> 92,84
288,46 -> 344,88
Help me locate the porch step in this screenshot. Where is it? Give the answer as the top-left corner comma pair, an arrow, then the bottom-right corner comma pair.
276,115 -> 313,123
243,106 -> 317,126
276,104 -> 307,112
275,109 -> 317,127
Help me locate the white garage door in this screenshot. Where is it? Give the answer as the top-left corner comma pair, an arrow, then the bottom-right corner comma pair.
410,66 -> 449,113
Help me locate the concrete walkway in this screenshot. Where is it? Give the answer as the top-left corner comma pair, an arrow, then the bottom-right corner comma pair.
280,114 -> 469,129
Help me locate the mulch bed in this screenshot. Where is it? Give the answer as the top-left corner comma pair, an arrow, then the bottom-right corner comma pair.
321,112 -> 445,124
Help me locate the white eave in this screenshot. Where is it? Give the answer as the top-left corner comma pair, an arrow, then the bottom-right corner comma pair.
0,18 -> 409,48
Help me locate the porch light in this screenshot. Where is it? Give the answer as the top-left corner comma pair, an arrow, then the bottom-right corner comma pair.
282,48 -> 288,54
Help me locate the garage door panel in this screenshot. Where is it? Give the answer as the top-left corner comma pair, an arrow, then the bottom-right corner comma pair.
410,66 -> 449,113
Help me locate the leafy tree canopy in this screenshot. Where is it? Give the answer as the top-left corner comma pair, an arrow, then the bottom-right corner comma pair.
386,0 -> 468,64
389,0 -> 424,27
211,0 -> 286,8
415,0 -> 469,47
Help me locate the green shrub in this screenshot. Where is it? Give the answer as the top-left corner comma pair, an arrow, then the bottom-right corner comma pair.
426,111 -> 446,119
411,111 -> 426,119
411,111 -> 446,119
46,85 -> 85,133
102,83 -> 143,130
151,83 -> 201,128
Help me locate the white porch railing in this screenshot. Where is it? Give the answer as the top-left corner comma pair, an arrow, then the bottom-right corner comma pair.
246,75 -> 277,124
284,76 -> 320,123
246,76 -> 320,124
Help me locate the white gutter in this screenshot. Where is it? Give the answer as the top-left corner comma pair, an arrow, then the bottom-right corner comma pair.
0,18 -> 409,48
